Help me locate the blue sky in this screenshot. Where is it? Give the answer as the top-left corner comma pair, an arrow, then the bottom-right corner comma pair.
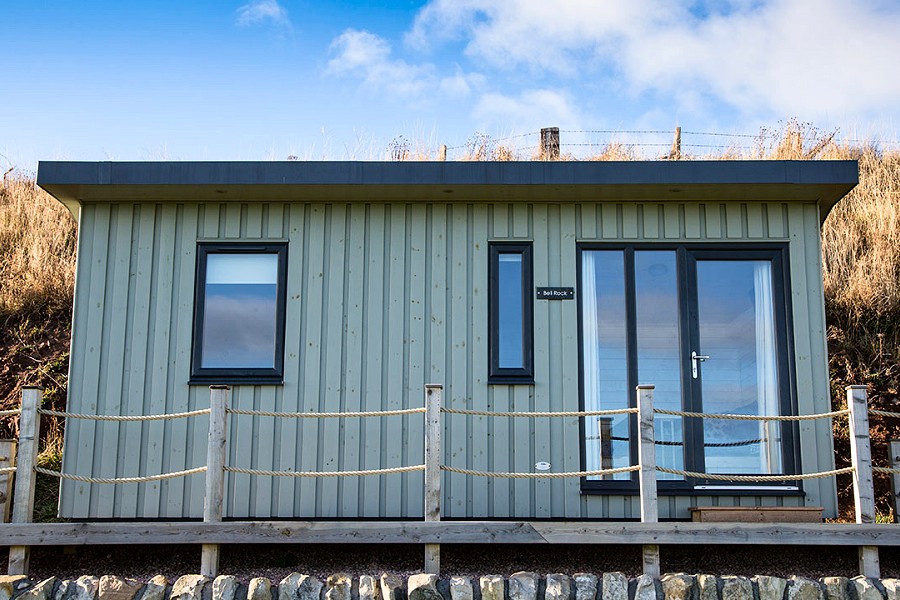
3,0 -> 900,171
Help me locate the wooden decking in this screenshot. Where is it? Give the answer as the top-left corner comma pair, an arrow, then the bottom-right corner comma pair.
2,521 -> 899,546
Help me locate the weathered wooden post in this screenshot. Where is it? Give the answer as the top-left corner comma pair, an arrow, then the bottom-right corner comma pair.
670,127 -> 682,160
540,127 -> 560,160
0,439 -> 15,522
846,385 -> 879,578
439,144 -> 447,162
890,440 -> 900,524
8,387 -> 42,575
424,383 -> 442,573
201,385 -> 229,578
636,384 -> 660,578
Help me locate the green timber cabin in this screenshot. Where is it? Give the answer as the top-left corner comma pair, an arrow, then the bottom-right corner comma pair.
37,160 -> 858,520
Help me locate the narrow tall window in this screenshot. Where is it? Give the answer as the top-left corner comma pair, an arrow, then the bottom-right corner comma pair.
489,242 -> 533,383
191,243 -> 287,384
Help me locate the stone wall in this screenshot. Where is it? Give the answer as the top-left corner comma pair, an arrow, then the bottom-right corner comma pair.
1,572 -> 899,600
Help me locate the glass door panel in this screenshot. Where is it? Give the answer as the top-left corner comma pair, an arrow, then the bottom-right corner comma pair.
635,251 -> 684,479
694,259 -> 783,474
582,250 -> 630,480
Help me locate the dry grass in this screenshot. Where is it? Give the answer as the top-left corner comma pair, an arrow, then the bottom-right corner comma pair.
0,172 -> 76,317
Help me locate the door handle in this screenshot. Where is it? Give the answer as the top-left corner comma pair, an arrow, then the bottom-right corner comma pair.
691,351 -> 710,378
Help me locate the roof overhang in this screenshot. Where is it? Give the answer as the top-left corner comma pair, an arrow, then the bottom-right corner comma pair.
38,160 -> 858,224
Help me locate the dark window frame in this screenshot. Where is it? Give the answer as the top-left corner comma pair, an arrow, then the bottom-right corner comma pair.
190,242 -> 288,385
488,242 -> 535,384
576,242 -> 801,496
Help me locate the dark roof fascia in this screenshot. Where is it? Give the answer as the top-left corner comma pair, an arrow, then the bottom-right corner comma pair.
38,160 -> 858,222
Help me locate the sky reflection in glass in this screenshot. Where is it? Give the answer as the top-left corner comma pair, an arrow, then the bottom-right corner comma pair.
202,254 -> 278,369
497,253 -> 524,368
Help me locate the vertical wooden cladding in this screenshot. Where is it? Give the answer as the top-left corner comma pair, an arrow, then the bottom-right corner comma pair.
62,198 -> 825,520
576,202 -> 789,241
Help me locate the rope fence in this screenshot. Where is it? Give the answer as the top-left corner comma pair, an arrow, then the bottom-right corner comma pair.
3,383 -> 898,579
38,408 -> 210,421
869,408 -> 900,419
0,409 -> 20,418
227,407 -> 424,418
224,464 -> 425,478
34,466 -> 207,484
442,407 -> 637,417
441,465 -> 640,479
653,407 -> 848,421
655,465 -> 855,482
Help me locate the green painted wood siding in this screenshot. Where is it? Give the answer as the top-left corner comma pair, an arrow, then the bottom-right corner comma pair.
60,200 -> 833,519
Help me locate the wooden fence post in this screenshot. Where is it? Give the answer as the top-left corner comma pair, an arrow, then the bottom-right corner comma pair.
540,127 -> 560,160
424,383 -> 442,573
636,384 -> 660,578
890,440 -> 900,524
8,387 -> 42,575
846,385 -> 879,579
0,439 -> 15,523
669,127 -> 682,160
201,385 -> 229,578
439,144 -> 447,162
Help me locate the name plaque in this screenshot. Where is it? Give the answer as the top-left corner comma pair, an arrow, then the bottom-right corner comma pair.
536,287 -> 575,300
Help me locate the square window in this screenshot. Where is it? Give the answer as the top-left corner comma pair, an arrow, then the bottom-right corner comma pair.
190,243 -> 287,384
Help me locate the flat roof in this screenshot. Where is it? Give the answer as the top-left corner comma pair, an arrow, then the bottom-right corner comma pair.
38,160 -> 858,221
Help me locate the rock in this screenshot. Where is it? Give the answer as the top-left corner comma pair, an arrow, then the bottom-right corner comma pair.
546,575 -> 571,600
75,577 -> 100,600
754,576 -> 787,600
850,578 -> 881,600
247,579 -> 272,600
280,575 -> 322,600
407,575 -> 440,600
298,577 -> 323,600
99,576 -> 143,600
819,578 -> 847,600
509,573 -> 539,600
574,575 -> 598,600
721,578 -> 752,600
882,580 -> 899,600
449,578 -> 472,600
19,578 -> 58,600
634,575 -> 657,600
381,574 -> 405,600
213,577 -> 238,600
661,574 -> 694,600
140,577 -> 168,600
697,576 -> 717,600
170,576 -> 208,600
480,577 -> 504,600
55,581 -> 73,600
0,575 -> 31,600
602,573 -> 629,600
359,578 -> 380,600
788,578 -> 823,600
326,576 -> 352,600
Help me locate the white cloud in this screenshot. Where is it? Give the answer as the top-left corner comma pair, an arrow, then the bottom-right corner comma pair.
408,0 -> 900,120
236,0 -> 291,29
439,69 -> 485,96
474,89 -> 580,130
327,29 -> 439,97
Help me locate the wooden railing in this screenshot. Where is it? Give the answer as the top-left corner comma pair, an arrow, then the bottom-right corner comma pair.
2,384 -> 899,579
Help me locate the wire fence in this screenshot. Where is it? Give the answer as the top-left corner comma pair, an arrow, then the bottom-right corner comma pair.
439,127 -> 900,161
